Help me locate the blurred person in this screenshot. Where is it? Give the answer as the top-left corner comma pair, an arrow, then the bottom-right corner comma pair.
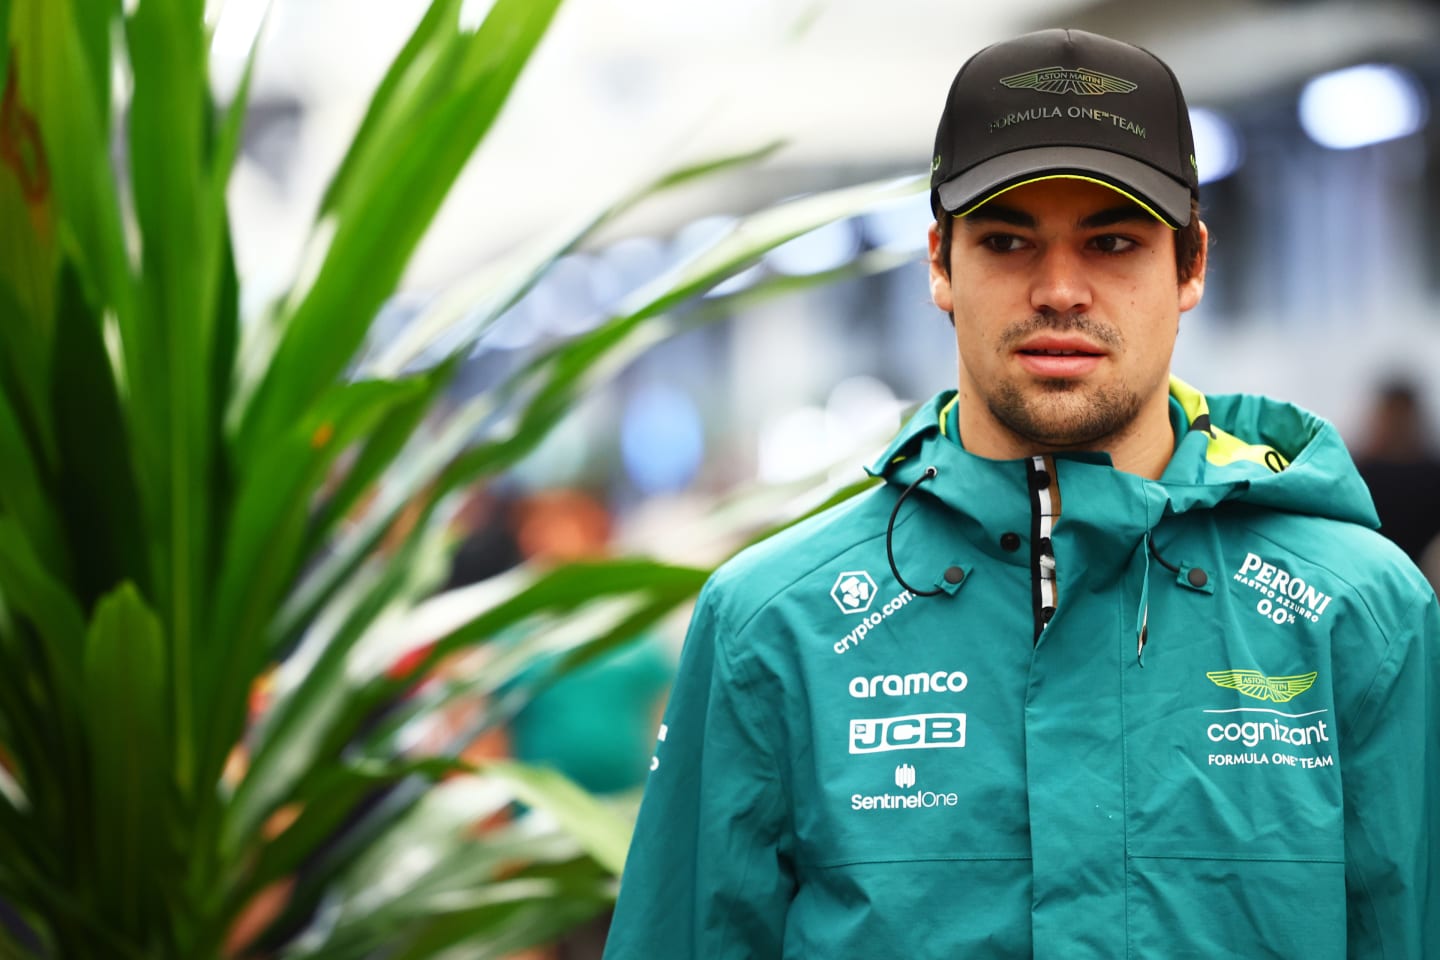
1353,378 -> 1440,568
603,29 -> 1439,960
443,485 -> 526,589
1423,534 -> 1440,593
505,490 -> 673,799
504,490 -> 674,960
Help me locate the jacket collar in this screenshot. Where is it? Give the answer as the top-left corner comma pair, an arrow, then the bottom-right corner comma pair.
867,377 -> 1378,529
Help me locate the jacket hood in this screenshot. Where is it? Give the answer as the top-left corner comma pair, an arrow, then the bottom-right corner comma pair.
869,376 -> 1379,529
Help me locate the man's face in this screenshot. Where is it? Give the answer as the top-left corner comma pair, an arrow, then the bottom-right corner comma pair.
928,178 -> 1207,459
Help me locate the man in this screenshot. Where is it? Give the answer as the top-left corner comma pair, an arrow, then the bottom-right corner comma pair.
1353,378 -> 1440,572
602,29 -> 1438,959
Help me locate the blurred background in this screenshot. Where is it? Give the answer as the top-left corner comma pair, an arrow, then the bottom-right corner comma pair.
24,0 -> 1429,955
221,0 -> 1440,577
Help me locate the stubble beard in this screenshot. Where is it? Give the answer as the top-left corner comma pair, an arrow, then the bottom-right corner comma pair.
985,312 -> 1144,449
987,378 -> 1144,449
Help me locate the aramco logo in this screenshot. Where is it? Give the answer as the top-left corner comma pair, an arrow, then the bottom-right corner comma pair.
831,570 -> 877,614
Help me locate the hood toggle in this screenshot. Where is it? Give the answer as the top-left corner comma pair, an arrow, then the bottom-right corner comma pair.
886,465 -> 945,597
1137,534 -> 1211,665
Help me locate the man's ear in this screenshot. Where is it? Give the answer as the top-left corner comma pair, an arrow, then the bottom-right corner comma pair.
1178,220 -> 1209,314
928,221 -> 954,314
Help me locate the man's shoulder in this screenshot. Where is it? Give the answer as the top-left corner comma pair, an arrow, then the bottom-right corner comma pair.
1222,505 -> 1434,625
703,482 -> 898,634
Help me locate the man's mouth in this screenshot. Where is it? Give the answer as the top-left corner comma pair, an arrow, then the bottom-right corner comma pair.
1014,342 -> 1106,378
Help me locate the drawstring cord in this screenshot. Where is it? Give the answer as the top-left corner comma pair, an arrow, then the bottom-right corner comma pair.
885,464 -> 1195,660
1137,534 -> 1183,666
1147,535 -> 1181,573
1136,533 -> 1152,667
886,466 -> 943,597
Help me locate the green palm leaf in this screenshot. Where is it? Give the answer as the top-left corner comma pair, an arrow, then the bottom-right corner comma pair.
81,584 -> 170,942
0,0 -> 924,951
235,0 -> 564,458
275,174 -> 923,657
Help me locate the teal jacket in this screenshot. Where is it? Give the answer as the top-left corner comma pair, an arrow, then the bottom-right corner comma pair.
603,380 -> 1439,959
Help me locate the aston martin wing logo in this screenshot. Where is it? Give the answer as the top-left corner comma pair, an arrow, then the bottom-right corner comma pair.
1206,670 -> 1318,703
1000,66 -> 1138,96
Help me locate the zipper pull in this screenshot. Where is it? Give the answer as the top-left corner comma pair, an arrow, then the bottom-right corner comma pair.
1137,604 -> 1148,667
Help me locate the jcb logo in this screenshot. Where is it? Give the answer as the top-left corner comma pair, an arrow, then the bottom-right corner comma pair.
849,713 -> 966,754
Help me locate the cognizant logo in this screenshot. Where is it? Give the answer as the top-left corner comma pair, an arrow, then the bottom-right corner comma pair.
1206,717 -> 1329,748
848,670 -> 968,698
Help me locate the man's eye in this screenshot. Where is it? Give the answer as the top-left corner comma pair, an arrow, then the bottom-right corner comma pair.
1091,235 -> 1137,253
982,235 -> 1027,253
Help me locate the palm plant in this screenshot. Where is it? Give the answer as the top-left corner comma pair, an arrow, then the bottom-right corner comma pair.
0,0 -> 921,955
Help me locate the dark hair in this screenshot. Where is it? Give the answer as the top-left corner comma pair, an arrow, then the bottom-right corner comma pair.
934,197 -> 1206,282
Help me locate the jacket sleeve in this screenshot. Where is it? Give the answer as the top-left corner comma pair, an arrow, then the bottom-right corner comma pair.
602,579 -> 795,960
1343,589 -> 1440,957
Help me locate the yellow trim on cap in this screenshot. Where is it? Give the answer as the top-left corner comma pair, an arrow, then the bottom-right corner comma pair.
954,174 -> 1178,230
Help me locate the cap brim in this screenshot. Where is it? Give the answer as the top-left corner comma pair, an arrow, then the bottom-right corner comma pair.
936,146 -> 1193,227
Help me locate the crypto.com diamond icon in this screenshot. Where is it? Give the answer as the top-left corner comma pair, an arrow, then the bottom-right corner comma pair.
830,570 -> 877,615
895,763 -> 916,789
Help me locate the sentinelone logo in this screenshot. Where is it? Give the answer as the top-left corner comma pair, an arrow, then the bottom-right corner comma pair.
831,571 -> 916,655
852,762 -> 959,811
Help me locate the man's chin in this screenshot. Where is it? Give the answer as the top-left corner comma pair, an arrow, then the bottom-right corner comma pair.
1031,376 -> 1084,393
988,382 -> 1143,450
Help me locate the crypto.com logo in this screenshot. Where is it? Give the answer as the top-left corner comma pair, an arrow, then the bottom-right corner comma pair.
831,571 -> 877,615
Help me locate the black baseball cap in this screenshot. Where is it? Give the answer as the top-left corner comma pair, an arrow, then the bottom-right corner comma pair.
930,29 -> 1199,227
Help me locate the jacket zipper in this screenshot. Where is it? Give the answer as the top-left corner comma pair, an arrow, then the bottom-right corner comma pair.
1027,454 -> 1060,644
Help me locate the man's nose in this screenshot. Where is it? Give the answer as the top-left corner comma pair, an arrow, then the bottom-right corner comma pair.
1030,246 -> 1093,316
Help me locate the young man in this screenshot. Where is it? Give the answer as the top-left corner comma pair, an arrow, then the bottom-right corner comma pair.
602,29 -> 1438,959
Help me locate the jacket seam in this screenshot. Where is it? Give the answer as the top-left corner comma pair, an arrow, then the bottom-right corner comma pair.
1127,853 -> 1345,864
813,854 -> 1033,869
711,601 -> 800,892
1119,578 -> 1132,960
1342,590 -> 1430,744
713,600 -> 790,810
1243,525 -> 1392,641
691,592 -> 794,960
1336,590 -> 1430,960
1242,526 -> 1410,741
